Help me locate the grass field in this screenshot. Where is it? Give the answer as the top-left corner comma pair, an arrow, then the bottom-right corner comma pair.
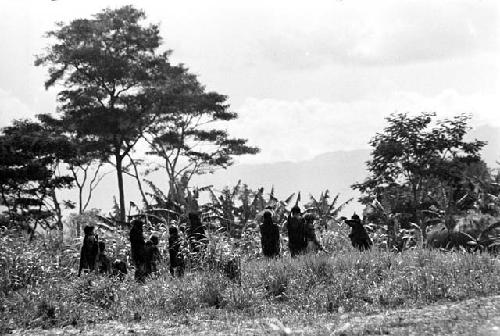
1,228 -> 500,335
8,295 -> 500,335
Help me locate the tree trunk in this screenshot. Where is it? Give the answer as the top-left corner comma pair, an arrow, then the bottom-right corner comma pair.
129,156 -> 149,208
420,218 -> 427,245
115,154 -> 126,225
76,218 -> 81,238
136,177 -> 149,209
51,188 -> 63,232
78,186 -> 83,215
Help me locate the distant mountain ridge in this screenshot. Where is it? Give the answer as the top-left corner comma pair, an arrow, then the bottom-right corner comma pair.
191,148 -> 371,215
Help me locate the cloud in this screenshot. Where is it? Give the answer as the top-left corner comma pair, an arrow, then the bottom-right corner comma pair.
227,89 -> 500,164
257,0 -> 499,69
0,89 -> 37,128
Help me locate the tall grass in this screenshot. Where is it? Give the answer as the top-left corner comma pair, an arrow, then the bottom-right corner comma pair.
1,227 -> 499,333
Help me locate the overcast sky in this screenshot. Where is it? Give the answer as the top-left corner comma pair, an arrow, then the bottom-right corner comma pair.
0,0 -> 499,164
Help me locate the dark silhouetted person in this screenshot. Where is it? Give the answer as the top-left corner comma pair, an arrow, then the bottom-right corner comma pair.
97,241 -> 111,274
168,226 -> 185,277
345,214 -> 372,251
129,219 -> 146,282
286,205 -> 307,257
260,210 -> 280,257
78,226 -> 99,276
144,235 -> 161,276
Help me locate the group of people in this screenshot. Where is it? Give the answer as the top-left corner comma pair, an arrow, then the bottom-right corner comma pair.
78,226 -> 127,278
259,205 -> 326,258
259,206 -> 373,258
129,219 -> 162,282
130,212 -> 208,280
78,212 -> 208,281
79,208 -> 372,280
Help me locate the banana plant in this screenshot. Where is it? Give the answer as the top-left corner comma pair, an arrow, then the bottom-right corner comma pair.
239,184 -> 264,223
305,190 -> 352,229
203,181 -> 242,234
255,188 -> 296,225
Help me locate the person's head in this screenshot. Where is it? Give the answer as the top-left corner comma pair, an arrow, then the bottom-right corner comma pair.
291,205 -> 301,217
131,219 -> 144,230
263,210 -> 273,221
83,226 -> 95,236
98,241 -> 106,252
351,213 -> 360,222
150,235 -> 159,245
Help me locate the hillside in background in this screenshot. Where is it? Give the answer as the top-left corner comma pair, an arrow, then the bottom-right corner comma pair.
191,149 -> 370,215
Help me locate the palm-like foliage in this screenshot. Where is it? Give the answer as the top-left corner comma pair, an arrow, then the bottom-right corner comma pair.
203,181 -> 242,234
266,189 -> 296,224
305,190 -> 352,229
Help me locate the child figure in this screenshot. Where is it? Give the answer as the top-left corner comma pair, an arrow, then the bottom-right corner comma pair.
97,241 -> 112,274
145,235 -> 161,276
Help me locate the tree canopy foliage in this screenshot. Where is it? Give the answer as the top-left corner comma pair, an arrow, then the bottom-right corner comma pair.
353,112 -> 489,232
144,66 -> 259,204
0,118 -> 74,234
35,5 -> 258,224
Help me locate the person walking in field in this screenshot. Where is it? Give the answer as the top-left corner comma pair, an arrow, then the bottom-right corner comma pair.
96,241 -> 112,274
303,213 -> 327,253
286,205 -> 307,257
260,210 -> 280,258
144,235 -> 161,276
344,214 -> 372,251
168,226 -> 185,277
78,226 -> 99,276
129,219 -> 147,282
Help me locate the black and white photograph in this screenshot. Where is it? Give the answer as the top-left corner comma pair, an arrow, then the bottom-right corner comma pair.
0,1 -> 499,335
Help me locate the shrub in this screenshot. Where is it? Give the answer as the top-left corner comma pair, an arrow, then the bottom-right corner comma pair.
261,262 -> 290,301
199,273 -> 228,308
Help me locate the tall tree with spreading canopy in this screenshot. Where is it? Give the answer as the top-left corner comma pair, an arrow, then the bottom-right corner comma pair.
36,6 -> 258,222
35,6 -> 173,223
352,112 -> 486,236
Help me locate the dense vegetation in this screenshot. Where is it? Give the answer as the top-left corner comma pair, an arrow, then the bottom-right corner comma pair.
1,224 -> 499,334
